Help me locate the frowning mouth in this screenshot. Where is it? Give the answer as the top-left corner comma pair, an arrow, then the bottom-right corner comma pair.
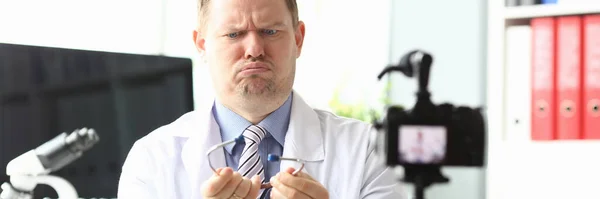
238,62 -> 271,76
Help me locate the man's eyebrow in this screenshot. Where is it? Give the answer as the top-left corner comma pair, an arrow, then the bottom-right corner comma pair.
223,24 -> 244,31
261,21 -> 287,28
270,22 -> 287,27
220,21 -> 287,31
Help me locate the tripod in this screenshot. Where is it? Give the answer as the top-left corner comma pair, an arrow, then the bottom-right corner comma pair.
401,166 -> 449,199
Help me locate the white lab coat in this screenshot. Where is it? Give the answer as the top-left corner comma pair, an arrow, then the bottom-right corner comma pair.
117,91 -> 405,199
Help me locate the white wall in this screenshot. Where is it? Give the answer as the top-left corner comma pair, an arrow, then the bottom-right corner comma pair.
0,0 -> 210,110
0,0 -> 391,113
0,0 -> 165,54
293,0 -> 391,110
388,0 -> 488,199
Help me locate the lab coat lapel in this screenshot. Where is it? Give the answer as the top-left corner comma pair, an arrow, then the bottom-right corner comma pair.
281,92 -> 325,172
180,103 -> 226,199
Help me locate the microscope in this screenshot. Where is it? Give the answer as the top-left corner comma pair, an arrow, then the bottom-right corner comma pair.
1,128 -> 99,199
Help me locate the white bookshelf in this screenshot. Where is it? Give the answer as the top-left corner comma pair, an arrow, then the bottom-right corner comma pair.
504,3 -> 600,19
486,1 -> 600,199
495,141 -> 600,199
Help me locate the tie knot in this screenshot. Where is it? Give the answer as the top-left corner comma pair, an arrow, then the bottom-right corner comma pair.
242,125 -> 267,144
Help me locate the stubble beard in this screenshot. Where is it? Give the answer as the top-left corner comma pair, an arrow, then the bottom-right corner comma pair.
234,73 -> 293,114
237,75 -> 277,98
233,64 -> 295,114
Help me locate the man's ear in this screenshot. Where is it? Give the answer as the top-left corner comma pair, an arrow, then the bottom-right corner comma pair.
295,21 -> 306,58
193,29 -> 206,54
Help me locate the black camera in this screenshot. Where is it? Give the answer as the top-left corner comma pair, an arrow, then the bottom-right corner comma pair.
372,50 -> 486,199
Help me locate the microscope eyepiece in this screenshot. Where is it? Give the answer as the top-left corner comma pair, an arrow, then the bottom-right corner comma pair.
65,128 -> 100,153
35,128 -> 100,173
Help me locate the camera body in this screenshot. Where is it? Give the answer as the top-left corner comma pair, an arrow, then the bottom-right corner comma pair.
377,101 -> 486,167
373,50 -> 486,168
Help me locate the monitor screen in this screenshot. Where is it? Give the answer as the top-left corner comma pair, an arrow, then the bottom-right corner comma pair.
398,125 -> 447,164
0,43 -> 194,198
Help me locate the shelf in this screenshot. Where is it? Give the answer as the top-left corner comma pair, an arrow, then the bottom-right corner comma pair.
486,1 -> 600,198
498,140 -> 600,165
504,4 -> 600,20
496,140 -> 600,199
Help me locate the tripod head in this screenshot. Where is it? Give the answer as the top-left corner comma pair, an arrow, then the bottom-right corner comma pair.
375,50 -> 451,199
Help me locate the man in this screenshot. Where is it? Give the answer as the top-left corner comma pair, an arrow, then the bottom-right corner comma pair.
117,0 -> 404,198
405,131 -> 426,164
402,130 -> 445,164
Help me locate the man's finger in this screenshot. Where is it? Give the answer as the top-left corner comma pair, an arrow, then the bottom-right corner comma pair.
276,171 -> 326,198
233,177 -> 252,198
201,167 -> 234,196
215,171 -> 244,198
270,175 -> 311,199
270,186 -> 285,199
283,167 -> 316,181
246,175 -> 261,199
284,167 -> 295,174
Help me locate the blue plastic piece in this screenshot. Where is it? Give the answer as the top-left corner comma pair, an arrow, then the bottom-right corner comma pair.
235,135 -> 245,143
542,0 -> 557,3
267,154 -> 280,162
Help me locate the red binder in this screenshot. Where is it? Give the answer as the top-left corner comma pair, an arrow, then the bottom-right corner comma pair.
556,16 -> 583,140
583,14 -> 600,139
531,17 -> 557,140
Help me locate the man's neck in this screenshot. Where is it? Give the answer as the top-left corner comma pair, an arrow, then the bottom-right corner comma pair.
238,110 -> 270,125
221,93 -> 290,124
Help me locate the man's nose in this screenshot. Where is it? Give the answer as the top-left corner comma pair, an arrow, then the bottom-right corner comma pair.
244,31 -> 265,59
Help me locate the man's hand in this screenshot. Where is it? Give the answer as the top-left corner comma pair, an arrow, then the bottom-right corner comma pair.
270,167 -> 329,199
201,167 -> 262,199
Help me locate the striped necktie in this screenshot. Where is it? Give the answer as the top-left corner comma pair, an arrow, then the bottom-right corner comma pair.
238,125 -> 267,182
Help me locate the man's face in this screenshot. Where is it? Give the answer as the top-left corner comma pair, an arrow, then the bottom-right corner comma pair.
194,0 -> 305,102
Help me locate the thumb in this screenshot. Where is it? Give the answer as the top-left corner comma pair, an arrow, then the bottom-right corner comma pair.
285,167 -> 316,181
247,175 -> 261,198
284,167 -> 296,174
253,175 -> 261,185
214,168 -> 224,175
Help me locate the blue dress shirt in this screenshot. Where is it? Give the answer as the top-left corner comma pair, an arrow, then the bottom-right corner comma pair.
212,94 -> 292,198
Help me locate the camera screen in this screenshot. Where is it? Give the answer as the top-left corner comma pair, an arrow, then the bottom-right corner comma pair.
398,125 -> 447,164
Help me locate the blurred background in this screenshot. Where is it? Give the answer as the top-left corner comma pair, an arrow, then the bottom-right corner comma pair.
1,0 -> 599,198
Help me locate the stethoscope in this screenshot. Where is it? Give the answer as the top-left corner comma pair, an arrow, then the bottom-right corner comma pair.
206,135 -> 306,189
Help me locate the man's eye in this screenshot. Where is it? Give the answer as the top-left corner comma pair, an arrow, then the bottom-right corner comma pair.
262,29 -> 278,35
227,32 -> 239,38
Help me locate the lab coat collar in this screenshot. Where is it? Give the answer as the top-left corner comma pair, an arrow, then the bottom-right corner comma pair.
177,91 -> 324,198
282,91 -> 325,162
175,91 -> 326,161
178,104 -> 225,199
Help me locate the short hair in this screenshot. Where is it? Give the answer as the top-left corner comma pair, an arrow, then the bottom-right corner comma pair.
197,0 -> 299,32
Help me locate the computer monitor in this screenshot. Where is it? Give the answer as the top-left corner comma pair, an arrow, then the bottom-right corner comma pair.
0,43 -> 194,198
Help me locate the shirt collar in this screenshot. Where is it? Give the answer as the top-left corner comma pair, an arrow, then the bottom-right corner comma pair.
212,94 -> 293,153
